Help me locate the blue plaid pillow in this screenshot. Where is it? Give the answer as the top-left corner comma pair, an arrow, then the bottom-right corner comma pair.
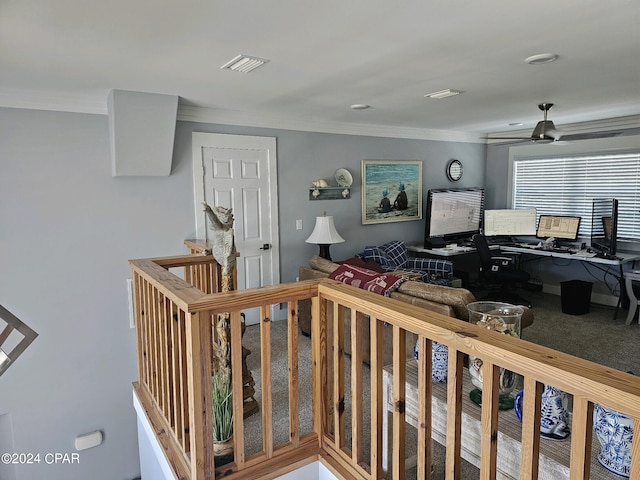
380,240 -> 408,268
406,258 -> 454,280
361,246 -> 390,268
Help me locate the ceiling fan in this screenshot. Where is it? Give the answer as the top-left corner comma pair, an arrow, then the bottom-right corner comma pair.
486,103 -> 623,144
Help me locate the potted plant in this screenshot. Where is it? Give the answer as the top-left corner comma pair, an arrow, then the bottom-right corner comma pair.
212,372 -> 234,465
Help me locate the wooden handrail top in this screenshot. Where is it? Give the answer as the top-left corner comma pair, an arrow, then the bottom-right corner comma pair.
129,256 -> 319,315
150,254 -> 225,268
188,279 -> 321,314
129,258 -> 205,309
317,280 -> 640,417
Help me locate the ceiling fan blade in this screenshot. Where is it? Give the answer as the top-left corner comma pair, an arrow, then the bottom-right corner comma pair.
482,136 -> 536,145
559,131 -> 623,141
484,136 -> 532,140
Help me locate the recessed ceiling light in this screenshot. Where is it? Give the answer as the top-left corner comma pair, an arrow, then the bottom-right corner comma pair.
221,54 -> 269,73
509,122 -> 524,126
525,53 -> 559,65
424,89 -> 463,99
350,104 -> 371,110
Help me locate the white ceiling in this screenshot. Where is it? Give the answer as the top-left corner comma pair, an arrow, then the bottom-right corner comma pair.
1,0 -> 639,140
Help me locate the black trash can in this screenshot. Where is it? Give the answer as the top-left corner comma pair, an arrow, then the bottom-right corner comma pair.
560,280 -> 593,315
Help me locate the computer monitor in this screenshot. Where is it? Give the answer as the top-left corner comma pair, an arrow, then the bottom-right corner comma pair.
424,187 -> 484,246
536,215 -> 581,242
484,209 -> 537,237
591,198 -> 618,257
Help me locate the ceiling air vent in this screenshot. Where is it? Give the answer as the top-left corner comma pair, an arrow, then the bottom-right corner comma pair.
221,54 -> 269,73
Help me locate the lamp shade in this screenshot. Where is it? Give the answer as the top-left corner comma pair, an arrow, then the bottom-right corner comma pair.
305,215 -> 345,245
305,214 -> 344,261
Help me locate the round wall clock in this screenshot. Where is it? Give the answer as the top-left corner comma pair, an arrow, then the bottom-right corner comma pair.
446,159 -> 463,182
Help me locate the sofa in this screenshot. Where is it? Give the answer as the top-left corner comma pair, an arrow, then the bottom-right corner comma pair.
298,255 -> 534,366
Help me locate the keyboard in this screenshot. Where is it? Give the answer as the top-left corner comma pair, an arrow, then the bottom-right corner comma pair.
573,250 -> 597,258
516,243 -> 542,249
487,237 -> 516,246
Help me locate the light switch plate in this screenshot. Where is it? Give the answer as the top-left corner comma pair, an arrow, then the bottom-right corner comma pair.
127,279 -> 135,328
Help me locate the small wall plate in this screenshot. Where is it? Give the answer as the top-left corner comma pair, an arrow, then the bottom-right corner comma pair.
335,168 -> 353,187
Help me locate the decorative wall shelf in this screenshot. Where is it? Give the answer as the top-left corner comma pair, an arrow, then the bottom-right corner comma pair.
309,187 -> 350,200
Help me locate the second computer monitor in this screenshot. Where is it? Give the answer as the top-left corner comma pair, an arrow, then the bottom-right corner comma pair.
536,215 -> 581,241
484,209 -> 537,237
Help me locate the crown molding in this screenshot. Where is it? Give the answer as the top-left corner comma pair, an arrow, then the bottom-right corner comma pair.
2,88 -> 638,145
0,89 -> 481,143
0,88 -> 107,115
176,104 -> 483,143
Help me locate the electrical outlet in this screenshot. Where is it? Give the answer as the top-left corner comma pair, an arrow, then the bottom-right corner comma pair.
296,219 -> 303,230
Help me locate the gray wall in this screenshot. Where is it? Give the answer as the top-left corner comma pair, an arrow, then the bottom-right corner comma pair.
0,108 -> 196,480
0,107 -> 485,480
178,121 -> 486,282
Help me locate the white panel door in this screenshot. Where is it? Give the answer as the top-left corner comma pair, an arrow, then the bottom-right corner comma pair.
192,133 -> 279,325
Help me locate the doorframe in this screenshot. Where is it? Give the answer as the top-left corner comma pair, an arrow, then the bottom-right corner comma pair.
191,132 -> 280,286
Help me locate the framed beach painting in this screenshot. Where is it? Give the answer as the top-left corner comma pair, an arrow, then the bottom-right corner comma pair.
361,160 -> 422,225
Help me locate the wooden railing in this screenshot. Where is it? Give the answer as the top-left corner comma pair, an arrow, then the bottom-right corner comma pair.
130,254 -> 320,480
130,253 -> 640,480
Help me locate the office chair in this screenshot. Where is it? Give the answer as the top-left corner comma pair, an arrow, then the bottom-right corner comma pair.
472,233 -> 532,308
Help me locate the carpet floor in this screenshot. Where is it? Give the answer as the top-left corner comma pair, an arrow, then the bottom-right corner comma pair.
240,292 -> 640,478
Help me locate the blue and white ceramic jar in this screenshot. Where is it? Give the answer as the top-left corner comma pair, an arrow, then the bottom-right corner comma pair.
514,384 -> 571,440
414,340 -> 448,383
593,404 -> 634,477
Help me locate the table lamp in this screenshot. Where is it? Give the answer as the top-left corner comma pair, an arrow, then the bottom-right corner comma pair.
305,212 -> 345,261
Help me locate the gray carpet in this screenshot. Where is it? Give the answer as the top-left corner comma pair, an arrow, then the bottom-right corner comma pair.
240,292 -> 640,478
517,292 -> 640,374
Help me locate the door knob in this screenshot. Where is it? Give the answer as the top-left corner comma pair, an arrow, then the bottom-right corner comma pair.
260,244 -> 271,250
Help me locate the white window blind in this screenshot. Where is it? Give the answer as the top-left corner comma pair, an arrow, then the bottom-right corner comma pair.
512,151 -> 640,240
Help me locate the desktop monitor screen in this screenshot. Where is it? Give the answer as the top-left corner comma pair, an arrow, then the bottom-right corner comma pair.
536,215 -> 581,241
484,209 -> 537,237
424,187 -> 484,244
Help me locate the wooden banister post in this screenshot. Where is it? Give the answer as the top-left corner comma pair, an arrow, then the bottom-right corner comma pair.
185,311 -> 213,480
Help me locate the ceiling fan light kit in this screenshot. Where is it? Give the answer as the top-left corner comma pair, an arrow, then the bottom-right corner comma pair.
530,103 -> 557,143
530,126 -> 556,143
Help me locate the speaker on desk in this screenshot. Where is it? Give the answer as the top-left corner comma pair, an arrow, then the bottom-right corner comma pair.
424,237 -> 446,249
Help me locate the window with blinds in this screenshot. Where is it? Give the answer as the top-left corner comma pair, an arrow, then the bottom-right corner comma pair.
512,151 -> 640,240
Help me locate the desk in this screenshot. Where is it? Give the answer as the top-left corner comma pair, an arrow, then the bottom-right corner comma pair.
501,245 -> 640,268
382,361 -> 611,479
502,246 -> 640,317
408,244 -> 499,257
409,244 -> 640,315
